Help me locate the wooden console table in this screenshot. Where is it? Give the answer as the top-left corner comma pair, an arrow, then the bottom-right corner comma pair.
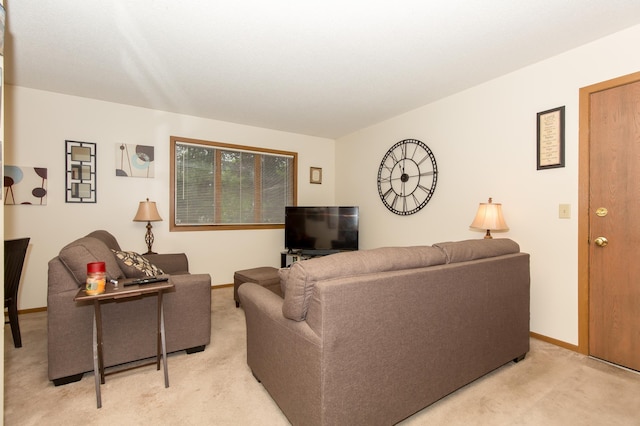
74,277 -> 174,408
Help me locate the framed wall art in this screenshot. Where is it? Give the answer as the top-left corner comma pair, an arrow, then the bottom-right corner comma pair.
0,4 -> 5,56
310,167 -> 322,184
537,106 -> 565,170
4,165 -> 48,205
65,140 -> 97,203
115,143 -> 155,178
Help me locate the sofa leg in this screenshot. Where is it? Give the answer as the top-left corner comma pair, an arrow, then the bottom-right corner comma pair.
186,345 -> 206,354
235,301 -> 240,308
513,353 -> 526,363
52,373 -> 84,386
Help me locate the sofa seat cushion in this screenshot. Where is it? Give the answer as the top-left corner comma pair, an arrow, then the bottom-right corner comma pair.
112,249 -> 165,278
433,238 -> 520,264
58,237 -> 124,284
282,246 -> 446,321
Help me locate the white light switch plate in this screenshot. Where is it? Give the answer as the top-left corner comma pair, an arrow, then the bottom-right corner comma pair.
559,204 -> 571,219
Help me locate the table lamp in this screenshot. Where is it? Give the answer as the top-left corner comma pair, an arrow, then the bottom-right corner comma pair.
133,198 -> 163,254
469,197 -> 509,239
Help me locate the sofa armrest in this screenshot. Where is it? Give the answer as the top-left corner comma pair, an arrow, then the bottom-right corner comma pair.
163,273 -> 212,349
239,283 -> 320,342
238,283 -> 322,425
144,253 -> 189,275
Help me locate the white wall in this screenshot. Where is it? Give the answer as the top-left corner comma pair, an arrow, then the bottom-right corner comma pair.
336,24 -> 640,346
4,87 -> 335,309
7,23 -> 640,347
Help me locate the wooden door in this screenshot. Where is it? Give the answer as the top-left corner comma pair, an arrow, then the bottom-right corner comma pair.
588,78 -> 640,371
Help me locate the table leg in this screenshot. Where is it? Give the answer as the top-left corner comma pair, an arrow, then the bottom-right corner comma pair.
156,292 -> 161,371
92,302 -> 102,409
95,301 -> 104,384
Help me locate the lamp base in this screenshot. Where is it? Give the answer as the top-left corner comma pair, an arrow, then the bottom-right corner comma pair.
144,222 -> 156,254
484,229 -> 493,239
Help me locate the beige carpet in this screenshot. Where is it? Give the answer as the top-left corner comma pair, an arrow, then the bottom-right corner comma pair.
4,286 -> 640,425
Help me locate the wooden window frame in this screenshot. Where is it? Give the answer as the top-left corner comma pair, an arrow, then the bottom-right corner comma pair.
170,136 -> 297,231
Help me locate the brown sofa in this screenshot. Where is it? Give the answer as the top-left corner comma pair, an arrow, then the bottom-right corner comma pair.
238,238 -> 530,426
47,230 -> 212,386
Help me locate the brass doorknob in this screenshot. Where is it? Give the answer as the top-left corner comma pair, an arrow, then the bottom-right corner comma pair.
594,236 -> 608,247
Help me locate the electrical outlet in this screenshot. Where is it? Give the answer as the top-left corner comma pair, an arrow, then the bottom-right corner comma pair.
559,204 -> 571,219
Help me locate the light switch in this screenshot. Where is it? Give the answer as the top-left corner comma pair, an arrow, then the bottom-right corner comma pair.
559,204 -> 571,219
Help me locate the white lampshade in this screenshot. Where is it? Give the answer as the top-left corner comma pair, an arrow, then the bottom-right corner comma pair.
470,197 -> 508,239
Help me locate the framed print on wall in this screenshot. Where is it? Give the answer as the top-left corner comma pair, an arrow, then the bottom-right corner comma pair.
115,143 -> 155,178
537,106 -> 565,170
66,140 -> 97,203
4,165 -> 48,205
310,167 -> 322,184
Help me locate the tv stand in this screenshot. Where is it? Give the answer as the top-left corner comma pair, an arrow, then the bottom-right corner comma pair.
300,249 -> 341,256
280,249 -> 345,267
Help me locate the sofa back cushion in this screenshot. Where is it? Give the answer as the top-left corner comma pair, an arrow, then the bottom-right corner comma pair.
282,246 -> 446,321
85,230 -> 122,251
58,236 -> 124,285
433,238 -> 520,264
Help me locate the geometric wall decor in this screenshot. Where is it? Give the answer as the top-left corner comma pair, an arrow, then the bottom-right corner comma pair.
0,4 -> 5,56
65,140 -> 97,203
115,143 -> 155,178
4,165 -> 48,205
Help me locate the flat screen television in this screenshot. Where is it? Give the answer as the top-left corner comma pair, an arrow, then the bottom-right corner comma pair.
285,206 -> 359,254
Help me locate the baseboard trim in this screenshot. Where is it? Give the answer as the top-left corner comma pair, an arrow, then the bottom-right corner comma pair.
5,306 -> 47,317
213,283 -> 233,289
530,331 -> 579,352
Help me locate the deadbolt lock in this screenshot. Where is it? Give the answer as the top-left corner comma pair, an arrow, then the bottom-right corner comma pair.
596,207 -> 608,217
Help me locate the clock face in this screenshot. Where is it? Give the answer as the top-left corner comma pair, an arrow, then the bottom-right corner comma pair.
377,139 -> 438,215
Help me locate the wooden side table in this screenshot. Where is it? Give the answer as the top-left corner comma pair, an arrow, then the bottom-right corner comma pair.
74,277 -> 174,408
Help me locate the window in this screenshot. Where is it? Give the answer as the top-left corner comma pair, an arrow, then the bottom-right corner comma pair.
170,136 -> 297,231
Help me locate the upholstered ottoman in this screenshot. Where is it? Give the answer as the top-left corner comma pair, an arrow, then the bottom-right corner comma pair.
233,266 -> 281,307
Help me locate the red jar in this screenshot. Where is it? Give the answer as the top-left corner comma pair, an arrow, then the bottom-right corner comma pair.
86,262 -> 106,295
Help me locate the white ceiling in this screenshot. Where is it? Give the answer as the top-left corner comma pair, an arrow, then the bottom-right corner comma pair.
5,1 -> 640,139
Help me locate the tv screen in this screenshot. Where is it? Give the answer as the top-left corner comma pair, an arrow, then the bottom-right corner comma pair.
285,206 -> 359,253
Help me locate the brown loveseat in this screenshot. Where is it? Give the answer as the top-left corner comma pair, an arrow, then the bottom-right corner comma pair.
47,230 -> 212,386
238,238 -> 530,426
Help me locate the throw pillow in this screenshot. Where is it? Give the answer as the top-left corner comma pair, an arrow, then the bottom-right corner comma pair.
111,249 -> 165,278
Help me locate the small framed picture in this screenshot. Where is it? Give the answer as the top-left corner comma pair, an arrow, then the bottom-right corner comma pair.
537,106 -> 565,170
310,167 -> 322,184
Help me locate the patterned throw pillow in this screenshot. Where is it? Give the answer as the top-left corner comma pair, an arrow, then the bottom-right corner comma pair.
111,249 -> 164,278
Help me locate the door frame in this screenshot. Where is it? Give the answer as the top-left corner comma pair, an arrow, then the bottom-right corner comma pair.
577,70 -> 640,355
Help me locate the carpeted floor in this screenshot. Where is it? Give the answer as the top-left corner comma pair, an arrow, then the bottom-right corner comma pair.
4,286 -> 640,425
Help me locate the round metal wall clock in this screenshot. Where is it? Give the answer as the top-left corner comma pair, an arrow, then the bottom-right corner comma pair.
377,138 -> 438,215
